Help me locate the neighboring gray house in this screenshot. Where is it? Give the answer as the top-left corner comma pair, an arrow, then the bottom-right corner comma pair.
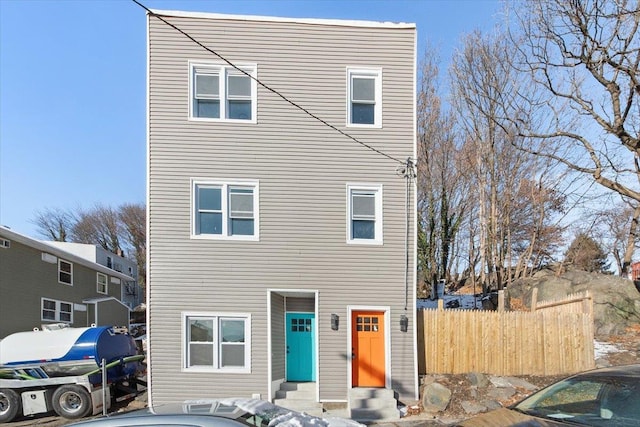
0,226 -> 133,339
45,241 -> 142,309
147,10 -> 417,419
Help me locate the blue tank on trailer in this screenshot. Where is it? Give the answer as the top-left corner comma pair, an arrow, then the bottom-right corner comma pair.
0,325 -> 140,382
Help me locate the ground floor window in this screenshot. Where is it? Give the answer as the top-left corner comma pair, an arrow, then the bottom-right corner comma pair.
183,312 -> 251,373
42,297 -> 73,323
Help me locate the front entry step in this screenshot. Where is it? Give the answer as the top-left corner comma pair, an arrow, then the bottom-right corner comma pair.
274,382 -> 322,417
349,388 -> 400,422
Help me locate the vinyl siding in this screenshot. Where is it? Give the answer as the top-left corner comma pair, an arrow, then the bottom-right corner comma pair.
271,293 -> 285,381
148,12 -> 416,403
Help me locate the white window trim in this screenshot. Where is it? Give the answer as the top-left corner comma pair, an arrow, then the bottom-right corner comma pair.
41,297 -> 73,323
347,183 -> 383,245
182,311 -> 252,374
58,259 -> 73,286
97,272 -> 108,295
346,67 -> 382,128
189,61 -> 258,124
191,178 -> 260,241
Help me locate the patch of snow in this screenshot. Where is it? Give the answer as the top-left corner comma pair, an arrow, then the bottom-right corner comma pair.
418,294 -> 482,310
594,340 -> 626,359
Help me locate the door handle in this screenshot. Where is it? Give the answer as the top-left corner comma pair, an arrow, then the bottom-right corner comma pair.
287,345 -> 290,354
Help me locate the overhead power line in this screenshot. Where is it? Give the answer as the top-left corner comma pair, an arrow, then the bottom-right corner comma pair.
132,0 -> 411,167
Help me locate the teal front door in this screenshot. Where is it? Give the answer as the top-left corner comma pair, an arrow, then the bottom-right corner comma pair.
286,313 -> 316,381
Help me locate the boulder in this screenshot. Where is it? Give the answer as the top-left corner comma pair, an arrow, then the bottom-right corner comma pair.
507,269 -> 640,337
421,382 -> 452,413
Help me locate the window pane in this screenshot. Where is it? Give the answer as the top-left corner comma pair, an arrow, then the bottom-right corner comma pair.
43,310 -> 55,320
352,77 -> 375,101
198,187 -> 222,211
353,219 -> 375,239
227,75 -> 251,97
190,319 -> 214,342
196,74 -> 219,96
221,319 -> 245,343
229,191 -> 253,217
60,312 -> 71,322
221,344 -> 245,367
43,300 -> 56,310
228,100 -> 252,120
60,303 -> 72,313
197,100 -> 220,118
60,272 -> 72,284
190,343 -> 214,366
352,194 -> 375,218
60,261 -> 71,273
199,212 -> 222,235
230,218 -> 254,236
352,103 -> 375,125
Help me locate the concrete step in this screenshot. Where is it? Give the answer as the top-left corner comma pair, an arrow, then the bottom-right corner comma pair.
273,399 -> 323,417
278,382 -> 316,392
350,407 -> 400,423
349,397 -> 395,410
275,388 -> 315,400
348,387 -> 395,400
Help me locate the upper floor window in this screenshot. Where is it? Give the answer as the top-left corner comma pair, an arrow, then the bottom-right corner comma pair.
97,272 -> 108,294
192,179 -> 259,241
183,312 -> 251,373
190,63 -> 257,123
58,259 -> 73,285
347,68 -> 382,128
347,184 -> 383,245
42,298 -> 73,323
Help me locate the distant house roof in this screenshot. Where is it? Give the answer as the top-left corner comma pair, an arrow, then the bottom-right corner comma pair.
149,8 -> 416,29
0,226 -> 134,282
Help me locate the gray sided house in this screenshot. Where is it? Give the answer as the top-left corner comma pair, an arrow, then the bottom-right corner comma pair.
147,10 -> 417,418
0,226 -> 133,339
45,241 -> 142,309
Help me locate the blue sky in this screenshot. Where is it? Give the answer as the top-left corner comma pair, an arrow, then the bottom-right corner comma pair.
0,0 -> 502,238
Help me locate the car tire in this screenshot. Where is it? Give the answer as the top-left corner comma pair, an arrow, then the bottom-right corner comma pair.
51,385 -> 92,419
0,388 -> 21,422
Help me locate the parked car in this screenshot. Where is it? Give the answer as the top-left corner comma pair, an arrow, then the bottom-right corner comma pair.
459,364 -> 640,426
66,398 -> 362,426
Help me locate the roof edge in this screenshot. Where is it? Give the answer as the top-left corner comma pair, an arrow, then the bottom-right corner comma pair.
149,8 -> 416,29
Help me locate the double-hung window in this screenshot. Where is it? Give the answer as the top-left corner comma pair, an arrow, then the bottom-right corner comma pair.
192,179 -> 259,240
58,259 -> 73,285
97,272 -> 108,294
183,312 -> 251,373
191,63 -> 257,122
347,184 -> 383,244
42,298 -> 73,323
347,68 -> 382,127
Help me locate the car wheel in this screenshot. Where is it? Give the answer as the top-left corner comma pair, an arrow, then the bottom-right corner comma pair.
51,385 -> 92,419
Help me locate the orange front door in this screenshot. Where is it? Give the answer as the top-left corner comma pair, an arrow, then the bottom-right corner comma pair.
351,311 -> 385,387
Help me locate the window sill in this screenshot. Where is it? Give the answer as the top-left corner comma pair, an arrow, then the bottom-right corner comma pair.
347,239 -> 384,246
188,116 -> 257,125
183,367 -> 250,374
191,234 -> 259,242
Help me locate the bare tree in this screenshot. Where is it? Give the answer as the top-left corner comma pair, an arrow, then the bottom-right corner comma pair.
120,203 -> 146,290
501,0 -> 640,273
31,207 -> 75,242
72,204 -> 123,254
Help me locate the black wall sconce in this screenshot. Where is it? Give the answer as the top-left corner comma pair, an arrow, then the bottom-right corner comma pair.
331,313 -> 339,331
400,314 -> 408,332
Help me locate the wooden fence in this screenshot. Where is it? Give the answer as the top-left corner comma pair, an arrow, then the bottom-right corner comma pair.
417,291 -> 595,376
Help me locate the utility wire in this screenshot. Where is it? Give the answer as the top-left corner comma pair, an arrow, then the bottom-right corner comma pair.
132,0 -> 409,166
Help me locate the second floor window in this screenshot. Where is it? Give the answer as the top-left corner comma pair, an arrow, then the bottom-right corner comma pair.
347,184 -> 383,245
58,259 -> 73,285
192,180 -> 259,240
97,272 -> 108,294
190,63 -> 257,122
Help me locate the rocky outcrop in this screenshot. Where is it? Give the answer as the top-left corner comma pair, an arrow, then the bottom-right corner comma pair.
507,269 -> 640,337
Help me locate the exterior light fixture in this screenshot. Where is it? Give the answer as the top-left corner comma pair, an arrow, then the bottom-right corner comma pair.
400,314 -> 408,332
331,314 -> 339,331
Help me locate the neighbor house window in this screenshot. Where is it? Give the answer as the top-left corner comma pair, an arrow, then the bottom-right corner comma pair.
183,313 -> 251,373
97,272 -> 108,294
42,298 -> 73,323
347,184 -> 383,244
190,63 -> 257,122
58,259 -> 73,285
192,179 -> 259,240
347,68 -> 382,127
